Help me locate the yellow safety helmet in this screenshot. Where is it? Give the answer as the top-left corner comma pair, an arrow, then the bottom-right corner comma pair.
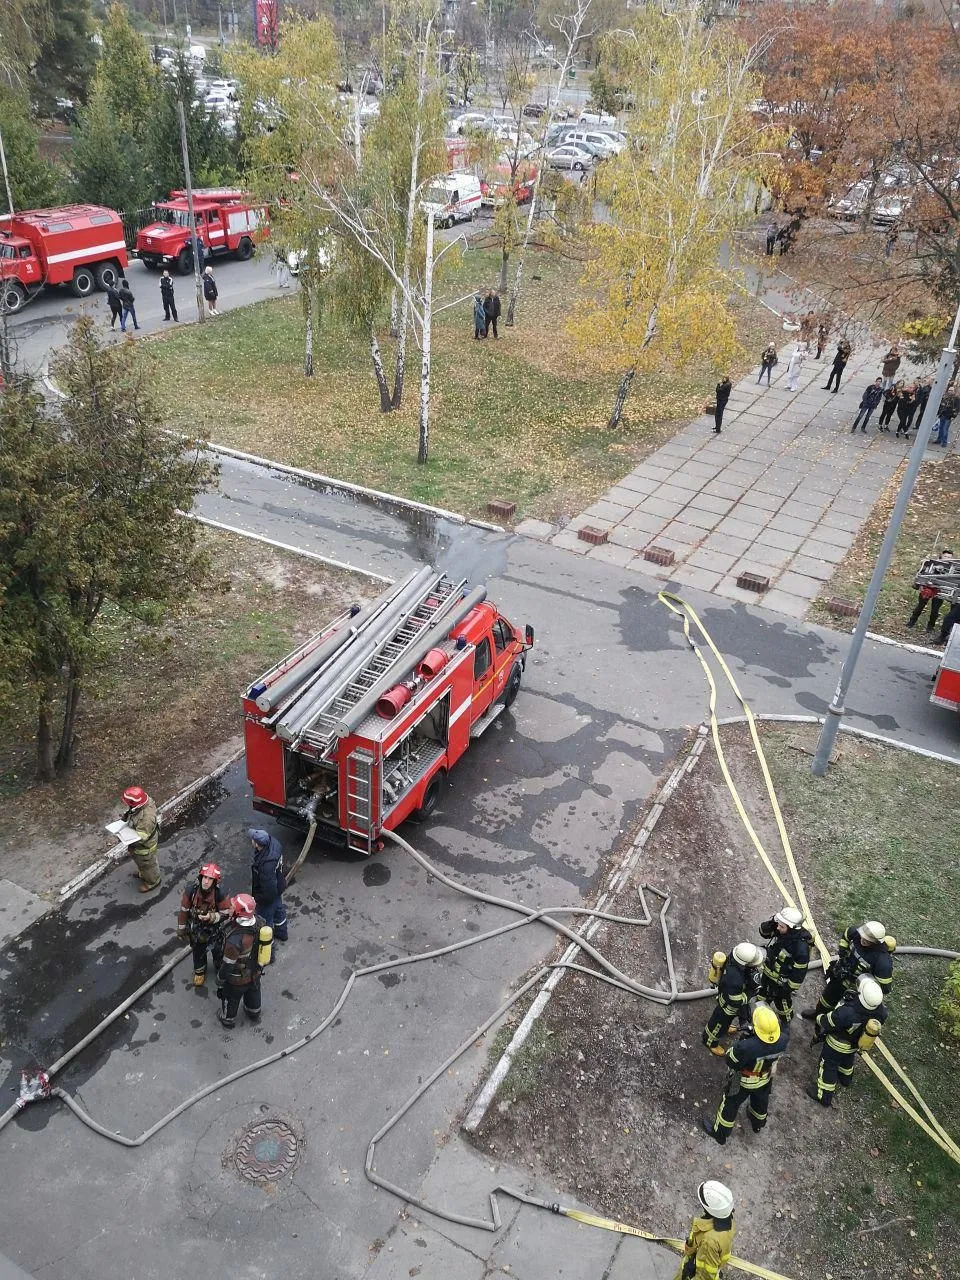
752,1002 -> 781,1044
883,935 -> 897,953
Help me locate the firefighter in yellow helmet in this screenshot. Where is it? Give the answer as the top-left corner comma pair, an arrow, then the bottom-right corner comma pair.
674,1180 -> 735,1280
703,1002 -> 788,1144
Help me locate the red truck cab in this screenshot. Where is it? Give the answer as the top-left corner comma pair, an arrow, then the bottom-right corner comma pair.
0,205 -> 128,314
136,189 -> 269,273
242,571 -> 533,854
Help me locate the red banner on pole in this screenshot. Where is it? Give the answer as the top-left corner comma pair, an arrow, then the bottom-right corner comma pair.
254,0 -> 278,50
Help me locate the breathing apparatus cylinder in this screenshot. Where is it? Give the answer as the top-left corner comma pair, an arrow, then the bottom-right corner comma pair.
257,925 -> 273,968
708,951 -> 726,986
858,1017 -> 882,1053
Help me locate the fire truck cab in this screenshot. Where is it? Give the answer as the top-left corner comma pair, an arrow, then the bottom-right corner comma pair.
136,189 -> 269,274
242,569 -> 533,854
0,205 -> 128,314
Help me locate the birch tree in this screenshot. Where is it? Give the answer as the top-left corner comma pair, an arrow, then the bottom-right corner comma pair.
571,3 -> 779,429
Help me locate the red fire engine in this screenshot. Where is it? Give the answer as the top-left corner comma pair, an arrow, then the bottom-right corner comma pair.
0,204 -> 128,314
136,189 -> 269,273
243,569 -> 533,853
913,554 -> 960,712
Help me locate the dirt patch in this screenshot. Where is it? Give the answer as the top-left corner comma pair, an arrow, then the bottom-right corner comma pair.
472,724 -> 959,1280
0,531 -> 375,898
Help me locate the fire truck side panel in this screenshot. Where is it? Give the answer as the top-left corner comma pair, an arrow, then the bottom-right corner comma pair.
932,626 -> 960,710
243,701 -> 288,807
1,205 -> 128,294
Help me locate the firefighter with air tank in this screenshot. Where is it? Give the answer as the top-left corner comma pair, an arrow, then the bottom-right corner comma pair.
802,919 -> 895,1019
216,893 -> 274,1028
701,942 -> 763,1055
808,974 -> 888,1107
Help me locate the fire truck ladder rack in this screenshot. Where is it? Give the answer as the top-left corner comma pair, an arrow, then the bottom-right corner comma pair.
915,557 -> 960,602
294,574 -> 465,757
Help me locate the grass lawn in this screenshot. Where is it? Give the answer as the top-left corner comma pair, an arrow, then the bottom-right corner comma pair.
0,530 -> 372,895
762,725 -> 960,1270
808,455 -> 959,641
147,245 -> 768,522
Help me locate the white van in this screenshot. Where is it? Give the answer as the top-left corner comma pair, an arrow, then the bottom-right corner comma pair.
421,172 -> 483,228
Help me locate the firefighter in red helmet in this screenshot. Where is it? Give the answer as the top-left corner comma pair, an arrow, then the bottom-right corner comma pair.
177,862 -> 231,986
118,785 -> 161,892
216,894 -> 267,1028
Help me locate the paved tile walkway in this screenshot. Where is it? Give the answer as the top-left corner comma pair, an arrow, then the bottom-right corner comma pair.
531,342 -> 950,619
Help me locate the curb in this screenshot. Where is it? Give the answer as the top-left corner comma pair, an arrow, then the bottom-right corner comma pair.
863,630 -> 942,659
57,745 -> 245,905
462,711 -> 960,1132
183,512 -> 393,584
462,728 -> 709,1134
205,442 -> 506,535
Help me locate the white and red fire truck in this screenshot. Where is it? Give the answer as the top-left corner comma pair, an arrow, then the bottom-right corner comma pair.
243,569 -> 533,853
136,189 -> 269,273
913,554 -> 960,712
0,204 -> 128,313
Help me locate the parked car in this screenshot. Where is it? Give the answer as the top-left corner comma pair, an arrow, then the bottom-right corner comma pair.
522,102 -> 547,119
450,111 -> 490,135
545,123 -> 579,147
566,129 -> 623,158
578,107 -> 618,127
546,144 -> 595,172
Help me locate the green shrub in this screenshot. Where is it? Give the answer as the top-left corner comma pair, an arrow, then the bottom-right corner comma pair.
935,959 -> 960,1042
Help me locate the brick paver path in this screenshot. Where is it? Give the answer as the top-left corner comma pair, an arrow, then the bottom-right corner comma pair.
540,342 -> 948,618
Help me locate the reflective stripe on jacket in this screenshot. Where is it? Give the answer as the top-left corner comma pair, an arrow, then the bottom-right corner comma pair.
679,1215 -> 735,1280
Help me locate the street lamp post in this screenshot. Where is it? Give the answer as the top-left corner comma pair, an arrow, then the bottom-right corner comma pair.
176,97 -> 205,325
810,299 -> 960,776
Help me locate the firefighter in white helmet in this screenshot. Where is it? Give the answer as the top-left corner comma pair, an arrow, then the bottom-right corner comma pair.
807,974 -> 888,1108
674,1180 -> 735,1280
117,785 -> 161,893
757,906 -> 813,1023
802,920 -> 894,1020
702,942 -> 763,1056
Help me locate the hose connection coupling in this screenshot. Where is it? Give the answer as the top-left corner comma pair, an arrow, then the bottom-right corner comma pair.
18,1068 -> 51,1110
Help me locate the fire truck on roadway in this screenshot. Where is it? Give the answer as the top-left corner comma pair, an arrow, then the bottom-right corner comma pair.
915,553 -> 960,712
243,569 -> 533,853
136,189 -> 269,273
0,204 -> 128,314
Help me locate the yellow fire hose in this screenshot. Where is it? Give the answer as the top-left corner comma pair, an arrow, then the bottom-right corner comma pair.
659,590 -> 960,1169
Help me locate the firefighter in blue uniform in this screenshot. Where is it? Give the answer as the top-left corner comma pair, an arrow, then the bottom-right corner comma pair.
702,942 -> 763,1055
802,919 -> 893,1019
702,1002 -> 788,1144
807,974 -> 888,1107
757,906 -> 812,1023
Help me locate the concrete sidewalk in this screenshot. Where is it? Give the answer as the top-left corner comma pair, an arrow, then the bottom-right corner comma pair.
541,342 -> 948,620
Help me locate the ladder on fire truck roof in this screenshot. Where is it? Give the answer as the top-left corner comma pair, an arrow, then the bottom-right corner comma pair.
915,556 -> 960,602
295,575 -> 462,757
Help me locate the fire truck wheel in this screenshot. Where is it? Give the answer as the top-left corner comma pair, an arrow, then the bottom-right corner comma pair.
71,267 -> 96,298
236,237 -> 254,261
410,770 -> 446,823
95,261 -> 120,290
503,662 -> 523,709
0,281 -> 27,315
176,249 -> 193,276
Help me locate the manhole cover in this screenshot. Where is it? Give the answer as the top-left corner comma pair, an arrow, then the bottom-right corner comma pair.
234,1119 -> 300,1183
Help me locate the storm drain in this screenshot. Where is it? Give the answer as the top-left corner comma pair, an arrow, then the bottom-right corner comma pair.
234,1118 -> 301,1183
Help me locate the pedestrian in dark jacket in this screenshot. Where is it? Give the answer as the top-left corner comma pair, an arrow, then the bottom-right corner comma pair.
757,343 -> 777,386
472,291 -> 486,340
202,265 -> 219,316
913,379 -> 931,427
106,282 -> 123,329
160,270 -> 178,322
249,827 -> 288,942
824,339 -> 850,393
483,288 -> 501,339
714,375 -> 732,433
118,279 -> 139,332
895,385 -> 915,437
880,346 -> 901,389
850,379 -> 883,433
934,386 -> 960,447
877,383 -> 900,432
765,223 -> 778,256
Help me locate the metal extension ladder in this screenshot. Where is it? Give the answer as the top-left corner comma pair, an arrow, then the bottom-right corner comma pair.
301,577 -> 461,754
345,748 -> 376,855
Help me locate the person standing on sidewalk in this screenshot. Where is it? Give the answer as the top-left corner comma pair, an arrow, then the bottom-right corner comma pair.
203,265 -> 220,316
850,379 -> 883,433
785,344 -> 805,392
815,320 -> 828,359
934,384 -> 959,447
757,342 -> 777,386
713,375 -> 731,433
876,382 -> 900,432
765,222 -> 778,255
880,346 -> 901,389
824,339 -> 851,393
913,378 -> 931,428
895,384 -> 915,437
160,270 -> 178,322
106,282 -> 123,329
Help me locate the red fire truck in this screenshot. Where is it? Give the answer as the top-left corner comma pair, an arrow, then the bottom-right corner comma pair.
243,569 -> 533,853
136,189 -> 269,273
0,204 -> 128,314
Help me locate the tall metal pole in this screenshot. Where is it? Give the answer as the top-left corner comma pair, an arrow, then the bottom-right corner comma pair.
176,97 -> 205,324
811,300 -> 960,775
0,125 -> 15,217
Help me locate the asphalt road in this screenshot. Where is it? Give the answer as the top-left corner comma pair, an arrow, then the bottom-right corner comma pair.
6,249 -> 284,376
1,458 -> 957,1280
